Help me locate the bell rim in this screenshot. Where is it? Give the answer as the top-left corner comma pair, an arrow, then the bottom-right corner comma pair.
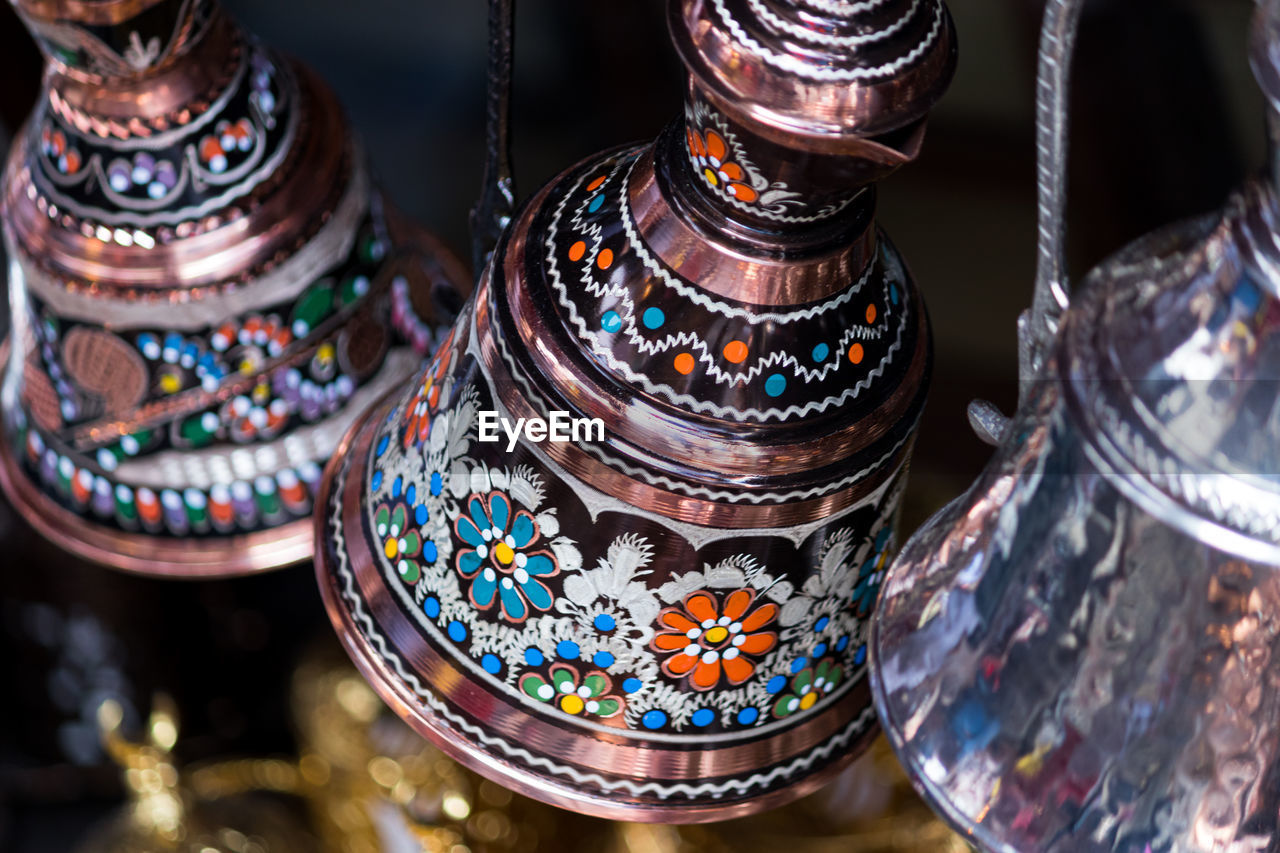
312,388 -> 877,823
0,414 -> 312,576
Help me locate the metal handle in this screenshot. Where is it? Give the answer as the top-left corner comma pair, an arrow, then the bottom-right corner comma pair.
970,0 -> 1085,444
1026,0 -> 1085,371
469,0 -> 517,278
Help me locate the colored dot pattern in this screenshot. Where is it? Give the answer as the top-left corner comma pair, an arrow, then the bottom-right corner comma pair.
568,240 -> 586,262
642,307 -> 665,329
597,248 -> 614,270
601,311 -> 622,333
848,343 -> 864,364
866,304 -> 877,323
673,353 -> 695,375
723,340 -> 748,363
764,373 -> 786,397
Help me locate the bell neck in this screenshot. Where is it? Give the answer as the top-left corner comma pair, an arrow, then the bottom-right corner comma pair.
657,80 -> 922,251
13,0 -> 224,85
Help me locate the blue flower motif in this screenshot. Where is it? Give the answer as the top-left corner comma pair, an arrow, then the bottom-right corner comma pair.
454,490 -> 558,622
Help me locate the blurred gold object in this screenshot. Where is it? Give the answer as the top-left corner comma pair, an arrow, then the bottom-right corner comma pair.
77,697 -> 315,853
611,738 -> 969,853
290,654 -> 615,853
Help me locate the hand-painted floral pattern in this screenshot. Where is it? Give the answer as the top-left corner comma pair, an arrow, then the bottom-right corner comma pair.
772,658 -> 844,719
403,327 -> 456,449
687,127 -> 758,203
651,590 -> 778,691
455,490 -> 558,622
364,329 -> 901,736
376,502 -> 423,583
521,663 -> 623,720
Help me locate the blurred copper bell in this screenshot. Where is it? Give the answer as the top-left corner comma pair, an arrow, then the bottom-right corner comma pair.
871,0 -> 1280,850
0,0 -> 467,576
316,0 -> 955,823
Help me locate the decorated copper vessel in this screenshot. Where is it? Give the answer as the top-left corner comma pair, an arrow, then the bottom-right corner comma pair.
871,0 -> 1280,850
316,0 -> 955,823
0,0 -> 467,576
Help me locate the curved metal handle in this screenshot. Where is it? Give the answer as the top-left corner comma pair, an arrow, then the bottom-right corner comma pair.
1025,0 -> 1085,383
969,0 -> 1085,441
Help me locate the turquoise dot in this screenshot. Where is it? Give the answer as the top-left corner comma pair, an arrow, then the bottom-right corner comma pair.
890,284 -> 900,306
855,645 -> 867,665
601,311 -> 622,333
813,642 -> 828,658
557,640 -> 581,660
524,647 -> 544,666
414,505 -> 428,525
836,635 -> 849,652
791,658 -> 807,674
371,471 -> 383,491
423,597 -> 440,619
767,675 -> 787,694
482,654 -> 501,674
422,541 -> 438,563
765,373 -> 786,397
593,651 -> 615,669
812,343 -> 829,362
429,472 -> 443,496
448,621 -> 467,642
642,710 -> 667,730
375,435 -> 389,457
623,678 -> 642,693
594,614 -> 616,632
737,707 -> 759,725
588,194 -> 604,213
691,708 -> 714,727
642,307 -> 664,329
814,616 -> 829,632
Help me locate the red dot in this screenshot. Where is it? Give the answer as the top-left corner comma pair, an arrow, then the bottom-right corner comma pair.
848,343 -> 864,364
568,240 -> 586,262
866,304 -> 877,323
597,248 -> 614,270
723,341 -> 748,363
674,353 -> 695,375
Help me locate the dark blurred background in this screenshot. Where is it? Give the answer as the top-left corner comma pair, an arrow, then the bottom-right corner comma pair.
0,0 -> 1262,849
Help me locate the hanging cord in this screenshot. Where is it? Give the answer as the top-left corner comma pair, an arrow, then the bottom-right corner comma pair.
469,0 -> 517,278
969,0 -> 1085,444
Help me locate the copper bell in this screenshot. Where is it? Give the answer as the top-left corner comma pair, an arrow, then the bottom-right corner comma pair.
0,0 -> 467,576
871,0 -> 1280,850
316,0 -> 955,822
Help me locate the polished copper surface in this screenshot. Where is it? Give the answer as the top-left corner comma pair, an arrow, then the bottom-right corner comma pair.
316,0 -> 950,822
1,0 -> 467,575
315,412 -> 872,822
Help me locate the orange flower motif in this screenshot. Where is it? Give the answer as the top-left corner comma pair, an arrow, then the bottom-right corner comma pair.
686,128 -> 760,203
402,328 -> 455,449
651,589 -> 778,691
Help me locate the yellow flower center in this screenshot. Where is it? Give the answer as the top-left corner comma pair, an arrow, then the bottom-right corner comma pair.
799,691 -> 818,711
384,539 -> 399,559
703,167 -> 719,187
494,542 -> 515,565
560,694 -> 585,715
704,626 -> 729,645
159,373 -> 182,394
